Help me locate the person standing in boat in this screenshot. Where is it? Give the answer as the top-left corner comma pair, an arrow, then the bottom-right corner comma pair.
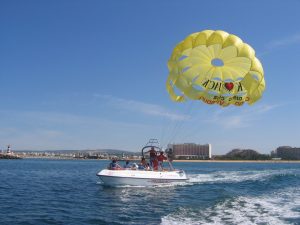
157,151 -> 167,170
152,158 -> 159,171
146,147 -> 157,168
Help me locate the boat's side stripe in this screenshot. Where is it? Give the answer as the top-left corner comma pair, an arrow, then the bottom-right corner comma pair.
97,174 -> 188,181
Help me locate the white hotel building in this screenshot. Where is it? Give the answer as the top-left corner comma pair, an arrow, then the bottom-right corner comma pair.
167,143 -> 212,159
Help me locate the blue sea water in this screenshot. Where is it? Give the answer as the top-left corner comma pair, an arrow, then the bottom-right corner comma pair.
0,159 -> 299,225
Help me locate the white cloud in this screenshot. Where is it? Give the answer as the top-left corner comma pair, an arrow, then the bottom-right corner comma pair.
93,94 -> 189,121
257,33 -> 300,57
266,33 -> 300,49
203,103 -> 280,129
0,109 -> 153,150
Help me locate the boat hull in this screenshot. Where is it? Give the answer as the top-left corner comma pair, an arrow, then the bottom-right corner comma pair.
97,169 -> 188,187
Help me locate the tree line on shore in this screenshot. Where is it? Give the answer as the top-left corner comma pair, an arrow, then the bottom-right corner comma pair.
213,149 -> 271,160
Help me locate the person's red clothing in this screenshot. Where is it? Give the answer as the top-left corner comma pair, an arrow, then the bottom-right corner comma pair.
153,159 -> 159,170
157,154 -> 167,162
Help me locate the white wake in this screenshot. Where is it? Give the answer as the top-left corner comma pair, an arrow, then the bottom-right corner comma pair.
161,187 -> 300,225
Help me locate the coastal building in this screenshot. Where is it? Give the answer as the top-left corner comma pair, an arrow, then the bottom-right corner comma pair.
273,146 -> 300,160
167,143 -> 212,159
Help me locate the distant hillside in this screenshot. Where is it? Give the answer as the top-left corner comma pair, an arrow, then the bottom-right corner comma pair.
215,149 -> 271,160
15,149 -> 140,155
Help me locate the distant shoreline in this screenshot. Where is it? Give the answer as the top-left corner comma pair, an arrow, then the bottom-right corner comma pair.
173,159 -> 300,163
15,157 -> 300,163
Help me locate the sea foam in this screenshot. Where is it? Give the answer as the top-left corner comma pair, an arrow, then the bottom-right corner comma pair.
187,169 -> 299,185
161,187 -> 300,225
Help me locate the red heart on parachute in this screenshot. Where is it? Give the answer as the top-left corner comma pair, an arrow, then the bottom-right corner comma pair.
225,82 -> 234,91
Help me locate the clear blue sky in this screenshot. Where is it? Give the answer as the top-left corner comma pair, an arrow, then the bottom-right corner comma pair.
1,0 -> 300,154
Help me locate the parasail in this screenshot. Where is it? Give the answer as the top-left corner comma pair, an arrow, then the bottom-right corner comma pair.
166,30 -> 265,106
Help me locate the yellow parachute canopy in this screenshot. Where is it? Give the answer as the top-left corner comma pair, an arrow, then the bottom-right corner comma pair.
166,30 -> 265,107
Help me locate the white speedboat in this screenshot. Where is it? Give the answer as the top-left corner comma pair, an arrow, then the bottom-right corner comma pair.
96,139 -> 188,186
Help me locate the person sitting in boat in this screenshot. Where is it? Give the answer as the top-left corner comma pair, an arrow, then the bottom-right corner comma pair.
138,157 -> 149,170
131,163 -> 138,170
124,160 -> 131,169
146,147 -> 157,168
157,151 -> 167,170
108,159 -> 121,170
